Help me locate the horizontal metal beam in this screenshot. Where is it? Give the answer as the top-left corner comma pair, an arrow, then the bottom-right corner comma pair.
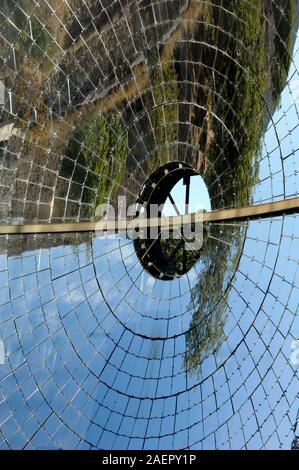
0,197 -> 298,235
203,197 -> 299,222
0,213 -> 202,235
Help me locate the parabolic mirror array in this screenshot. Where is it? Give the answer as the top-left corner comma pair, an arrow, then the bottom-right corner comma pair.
0,0 -> 299,450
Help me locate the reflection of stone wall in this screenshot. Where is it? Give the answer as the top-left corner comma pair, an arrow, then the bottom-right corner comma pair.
48,0 -> 190,113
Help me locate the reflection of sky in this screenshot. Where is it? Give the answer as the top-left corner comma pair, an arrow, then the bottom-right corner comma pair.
0,33 -> 299,455
253,34 -> 299,204
163,175 -> 212,216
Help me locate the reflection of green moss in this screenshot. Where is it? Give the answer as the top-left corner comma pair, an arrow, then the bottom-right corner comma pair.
184,0 -> 296,376
159,222 -> 210,276
204,0 -> 296,208
65,113 -> 127,213
184,222 -> 245,376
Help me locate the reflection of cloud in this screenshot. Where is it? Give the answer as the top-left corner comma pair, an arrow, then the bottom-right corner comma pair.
187,268 -> 198,285
290,79 -> 299,104
120,242 -> 135,260
93,238 -> 136,267
69,288 -> 86,304
0,340 -> 5,364
140,270 -> 145,293
291,340 -> 299,366
143,275 -> 155,295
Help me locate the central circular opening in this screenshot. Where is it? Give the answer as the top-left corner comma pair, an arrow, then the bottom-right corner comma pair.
134,162 -> 211,280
